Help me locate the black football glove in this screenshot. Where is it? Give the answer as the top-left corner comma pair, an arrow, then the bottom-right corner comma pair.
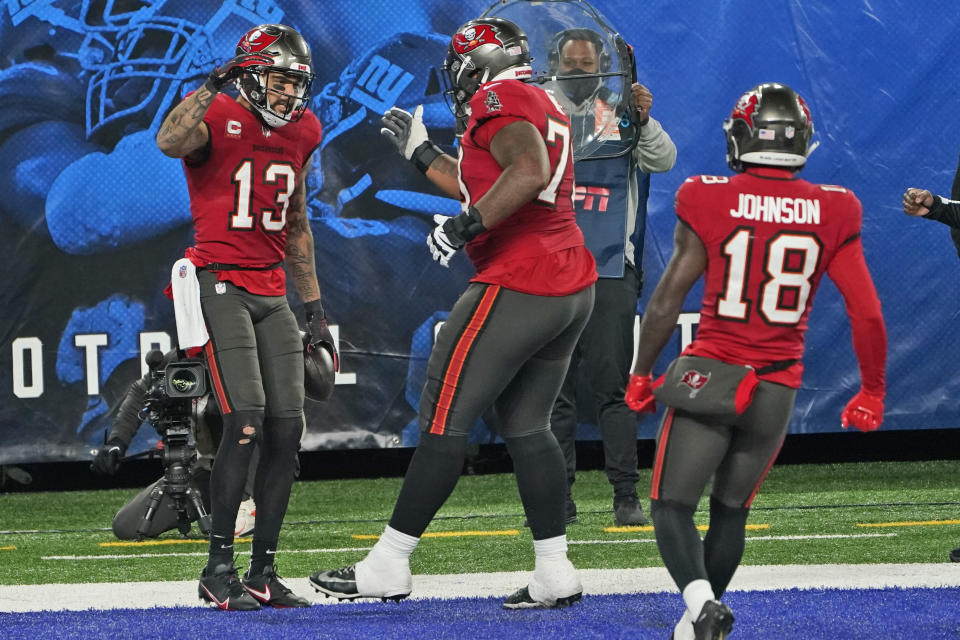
205,52 -> 274,93
91,439 -> 127,477
304,300 -> 340,372
426,207 -> 487,267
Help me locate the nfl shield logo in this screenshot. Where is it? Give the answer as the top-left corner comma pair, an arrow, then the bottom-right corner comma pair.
178,265 -> 187,279
785,125 -> 796,139
215,282 -> 226,295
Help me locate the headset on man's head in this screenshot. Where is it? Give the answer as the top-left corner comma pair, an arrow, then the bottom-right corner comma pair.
546,28 -> 611,73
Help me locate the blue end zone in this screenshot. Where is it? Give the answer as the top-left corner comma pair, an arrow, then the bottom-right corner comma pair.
5,587 -> 960,639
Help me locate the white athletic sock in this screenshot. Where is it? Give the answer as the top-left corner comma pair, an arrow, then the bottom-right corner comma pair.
371,525 -> 420,561
682,579 -> 716,621
672,608 -> 695,640
532,534 -> 568,561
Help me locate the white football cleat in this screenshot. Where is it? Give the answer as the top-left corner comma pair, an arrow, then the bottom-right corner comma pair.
503,557 -> 583,609
234,498 -> 256,537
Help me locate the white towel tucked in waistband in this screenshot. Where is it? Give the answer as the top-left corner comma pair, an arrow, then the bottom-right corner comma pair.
170,258 -> 209,349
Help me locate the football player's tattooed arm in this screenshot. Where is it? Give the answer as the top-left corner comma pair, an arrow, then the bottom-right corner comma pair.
470,120 -> 551,228
285,159 -> 322,304
631,220 -> 706,376
424,154 -> 461,198
155,86 -> 215,159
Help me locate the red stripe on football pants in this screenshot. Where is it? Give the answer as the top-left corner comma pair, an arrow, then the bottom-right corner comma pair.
429,285 -> 501,435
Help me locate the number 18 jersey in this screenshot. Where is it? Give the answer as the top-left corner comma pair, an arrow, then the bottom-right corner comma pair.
677,166 -> 862,387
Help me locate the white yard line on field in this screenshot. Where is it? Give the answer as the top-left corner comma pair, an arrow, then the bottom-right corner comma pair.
569,532 -> 898,544
1,563 -> 959,612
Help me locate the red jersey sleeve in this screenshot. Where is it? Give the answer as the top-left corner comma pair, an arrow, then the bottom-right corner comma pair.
674,175 -> 720,243
468,80 -> 540,146
298,109 -> 323,164
827,236 -> 886,394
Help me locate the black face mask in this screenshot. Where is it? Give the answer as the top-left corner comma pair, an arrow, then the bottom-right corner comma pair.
559,68 -> 601,106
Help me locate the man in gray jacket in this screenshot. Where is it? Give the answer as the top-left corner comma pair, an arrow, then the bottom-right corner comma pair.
546,28 -> 677,526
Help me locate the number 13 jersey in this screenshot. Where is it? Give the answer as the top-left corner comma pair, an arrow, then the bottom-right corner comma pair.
182,93 -> 322,295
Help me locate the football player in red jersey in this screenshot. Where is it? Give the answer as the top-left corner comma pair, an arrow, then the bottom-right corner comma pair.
310,17 -> 597,609
155,23 -> 337,611
624,83 -> 887,639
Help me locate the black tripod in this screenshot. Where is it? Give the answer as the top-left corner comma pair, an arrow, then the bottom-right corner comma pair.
136,423 -> 212,540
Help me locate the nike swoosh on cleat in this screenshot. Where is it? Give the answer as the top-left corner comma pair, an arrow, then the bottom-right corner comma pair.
244,584 -> 272,602
201,584 -> 229,610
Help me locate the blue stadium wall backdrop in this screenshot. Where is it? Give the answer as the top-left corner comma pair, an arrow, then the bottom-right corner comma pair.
1,0 -> 957,464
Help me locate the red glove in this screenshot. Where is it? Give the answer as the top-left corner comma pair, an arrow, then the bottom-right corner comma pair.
626,374 -> 658,413
840,389 -> 884,432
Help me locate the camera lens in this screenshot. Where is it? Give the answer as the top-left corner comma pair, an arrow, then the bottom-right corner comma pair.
170,369 -> 198,393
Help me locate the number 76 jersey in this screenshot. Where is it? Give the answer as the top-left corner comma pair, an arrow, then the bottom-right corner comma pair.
458,78 -> 593,294
677,167 -> 863,387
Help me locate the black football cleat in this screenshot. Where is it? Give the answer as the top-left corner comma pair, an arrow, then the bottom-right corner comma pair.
242,565 -> 310,608
692,600 -> 734,640
309,563 -> 411,602
198,562 -> 261,611
502,585 -> 582,610
949,546 -> 960,562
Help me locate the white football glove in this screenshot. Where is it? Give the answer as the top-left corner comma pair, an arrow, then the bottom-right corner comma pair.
427,214 -> 459,267
381,105 -> 429,161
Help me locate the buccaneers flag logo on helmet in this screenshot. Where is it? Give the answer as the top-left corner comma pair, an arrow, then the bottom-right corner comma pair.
730,91 -> 759,129
453,24 -> 504,55
237,27 -> 280,53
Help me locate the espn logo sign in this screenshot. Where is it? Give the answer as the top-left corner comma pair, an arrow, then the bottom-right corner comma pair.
574,185 -> 610,212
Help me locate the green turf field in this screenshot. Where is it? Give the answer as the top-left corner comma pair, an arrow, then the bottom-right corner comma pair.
1,460 -> 958,585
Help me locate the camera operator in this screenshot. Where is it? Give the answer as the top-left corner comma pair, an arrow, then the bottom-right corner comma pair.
91,350 -> 258,540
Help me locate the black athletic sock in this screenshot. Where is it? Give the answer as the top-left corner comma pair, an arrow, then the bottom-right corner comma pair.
251,417 -> 301,545
703,495 -> 750,598
388,433 -> 467,537
504,430 -> 567,540
650,498 -> 708,591
207,533 -> 234,571
207,410 -> 261,571
249,538 -> 278,576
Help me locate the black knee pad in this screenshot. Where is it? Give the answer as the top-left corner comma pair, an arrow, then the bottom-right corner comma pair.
502,429 -> 557,459
709,495 -> 750,523
650,497 -> 696,523
263,416 -> 303,452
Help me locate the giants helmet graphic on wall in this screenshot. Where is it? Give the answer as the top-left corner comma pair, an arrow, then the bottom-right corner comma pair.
723,82 -> 814,172
442,17 -> 531,126
312,31 -> 459,221
235,23 -> 315,128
